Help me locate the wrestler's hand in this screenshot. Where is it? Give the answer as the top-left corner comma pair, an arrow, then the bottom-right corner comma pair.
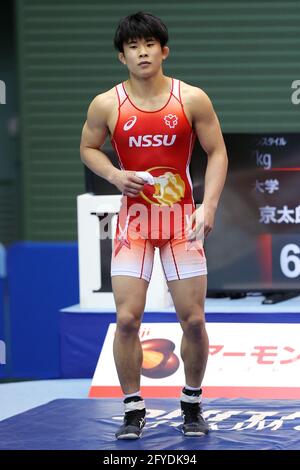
110,169 -> 145,197
186,204 -> 216,240
202,205 -> 216,238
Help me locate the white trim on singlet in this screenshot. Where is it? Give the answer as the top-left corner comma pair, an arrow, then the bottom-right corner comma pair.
116,83 -> 127,107
172,78 -> 180,102
186,131 -> 195,205
113,139 -> 125,170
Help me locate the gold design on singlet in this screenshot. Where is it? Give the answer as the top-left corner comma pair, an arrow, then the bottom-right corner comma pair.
140,166 -> 185,206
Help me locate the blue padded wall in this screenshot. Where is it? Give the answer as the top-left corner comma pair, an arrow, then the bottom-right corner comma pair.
8,242 -> 79,378
0,243 -> 7,377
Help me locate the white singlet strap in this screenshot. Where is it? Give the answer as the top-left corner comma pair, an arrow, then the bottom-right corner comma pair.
172,78 -> 180,102
116,83 -> 127,107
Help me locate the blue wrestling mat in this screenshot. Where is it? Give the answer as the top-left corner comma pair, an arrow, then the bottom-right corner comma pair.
0,398 -> 299,450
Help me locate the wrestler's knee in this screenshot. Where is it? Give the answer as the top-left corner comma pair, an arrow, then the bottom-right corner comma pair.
180,308 -> 206,338
116,310 -> 142,336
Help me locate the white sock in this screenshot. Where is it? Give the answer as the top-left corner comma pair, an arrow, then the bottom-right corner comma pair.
181,393 -> 201,404
185,384 -> 201,391
181,385 -> 202,403
124,399 -> 146,413
123,390 -> 141,400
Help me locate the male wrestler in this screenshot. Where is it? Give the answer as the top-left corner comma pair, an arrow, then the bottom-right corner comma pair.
80,11 -> 228,439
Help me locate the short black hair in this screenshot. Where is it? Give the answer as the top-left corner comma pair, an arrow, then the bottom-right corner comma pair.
114,11 -> 169,52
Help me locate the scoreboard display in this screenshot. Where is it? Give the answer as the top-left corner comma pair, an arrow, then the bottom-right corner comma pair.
191,134 -> 300,292
85,133 -> 300,293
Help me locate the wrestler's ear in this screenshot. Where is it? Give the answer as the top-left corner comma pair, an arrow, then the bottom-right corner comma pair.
162,46 -> 169,61
118,52 -> 126,66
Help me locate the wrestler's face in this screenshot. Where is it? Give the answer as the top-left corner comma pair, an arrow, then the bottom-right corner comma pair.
119,37 -> 169,77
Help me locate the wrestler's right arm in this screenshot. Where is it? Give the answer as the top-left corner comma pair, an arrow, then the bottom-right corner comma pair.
80,93 -> 144,197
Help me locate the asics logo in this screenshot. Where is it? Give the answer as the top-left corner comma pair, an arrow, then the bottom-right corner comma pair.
129,134 -> 177,147
139,418 -> 146,428
123,115 -> 137,131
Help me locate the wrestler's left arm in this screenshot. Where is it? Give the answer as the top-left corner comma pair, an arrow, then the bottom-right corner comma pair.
188,88 -> 228,239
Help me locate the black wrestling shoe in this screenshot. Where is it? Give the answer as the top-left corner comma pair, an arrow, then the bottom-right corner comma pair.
115,408 -> 146,439
115,397 -> 146,440
181,401 -> 209,436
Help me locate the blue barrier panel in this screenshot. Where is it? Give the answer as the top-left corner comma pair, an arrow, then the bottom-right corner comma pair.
60,311 -> 115,378
60,309 -> 180,378
0,243 -> 7,377
8,242 -> 79,378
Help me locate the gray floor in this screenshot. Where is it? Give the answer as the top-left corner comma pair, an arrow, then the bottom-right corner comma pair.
63,295 -> 300,313
0,379 -> 91,421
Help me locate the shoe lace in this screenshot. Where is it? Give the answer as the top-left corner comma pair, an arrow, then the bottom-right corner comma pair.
124,409 -> 145,428
182,402 -> 202,423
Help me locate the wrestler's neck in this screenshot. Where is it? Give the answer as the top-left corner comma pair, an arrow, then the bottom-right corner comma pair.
125,71 -> 171,100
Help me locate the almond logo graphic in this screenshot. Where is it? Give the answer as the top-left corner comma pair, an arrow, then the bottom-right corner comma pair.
164,114 -> 178,129
153,172 -> 185,205
123,115 -> 137,131
141,338 -> 179,378
140,166 -> 186,206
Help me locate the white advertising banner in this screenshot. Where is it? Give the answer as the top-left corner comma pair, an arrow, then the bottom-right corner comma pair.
89,322 -> 300,399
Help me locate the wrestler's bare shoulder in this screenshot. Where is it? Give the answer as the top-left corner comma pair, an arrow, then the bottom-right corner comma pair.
88,87 -> 118,119
180,80 -> 210,101
179,80 -> 213,113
